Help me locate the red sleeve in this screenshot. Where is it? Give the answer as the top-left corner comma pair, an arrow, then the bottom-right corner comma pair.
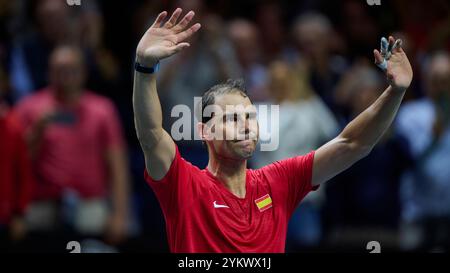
12,98 -> 34,132
144,145 -> 197,218
259,151 -> 317,217
11,115 -> 34,216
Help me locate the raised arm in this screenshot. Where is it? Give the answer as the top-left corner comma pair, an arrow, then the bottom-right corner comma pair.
312,35 -> 413,186
133,8 -> 201,180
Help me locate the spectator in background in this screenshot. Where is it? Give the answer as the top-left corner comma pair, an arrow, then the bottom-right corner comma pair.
254,1 -> 287,62
339,0 -> 379,59
326,63 -> 412,250
9,0 -> 120,103
76,0 -> 123,100
251,60 -> 339,250
291,12 -> 348,117
0,66 -> 33,251
228,19 -> 269,102
396,52 -> 450,252
9,0 -> 74,100
14,45 -> 130,251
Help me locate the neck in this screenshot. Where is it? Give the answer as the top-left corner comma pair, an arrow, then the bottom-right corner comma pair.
207,151 -> 247,198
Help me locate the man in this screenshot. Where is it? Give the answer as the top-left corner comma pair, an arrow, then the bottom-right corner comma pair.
14,46 -> 129,248
0,75 -> 34,251
328,64 -> 413,249
291,12 -> 348,115
133,9 -> 413,252
396,52 -> 450,251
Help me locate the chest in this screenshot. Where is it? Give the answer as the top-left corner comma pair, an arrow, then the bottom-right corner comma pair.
184,181 -> 285,231
37,111 -> 104,149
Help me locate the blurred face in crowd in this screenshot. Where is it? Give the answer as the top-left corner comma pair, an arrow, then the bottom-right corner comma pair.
49,47 -> 86,99
202,93 -> 259,160
36,0 -> 70,43
255,3 -> 284,58
228,20 -> 261,68
268,61 -> 309,103
342,1 -> 378,46
293,15 -> 331,57
268,62 -> 293,103
426,53 -> 450,101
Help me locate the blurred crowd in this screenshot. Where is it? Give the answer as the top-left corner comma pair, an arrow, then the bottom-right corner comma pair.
1,0 -> 450,252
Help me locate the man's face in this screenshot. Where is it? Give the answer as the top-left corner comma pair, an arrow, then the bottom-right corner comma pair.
36,0 -> 70,43
203,92 -> 259,160
427,56 -> 450,100
49,48 -> 85,96
294,21 -> 329,57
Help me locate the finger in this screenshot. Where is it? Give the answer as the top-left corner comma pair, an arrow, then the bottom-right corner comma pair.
392,39 -> 403,53
175,23 -> 201,42
388,36 -> 395,47
169,42 -> 190,54
374,49 -> 383,64
374,49 -> 387,71
163,8 -> 182,29
387,36 -> 395,57
173,11 -> 195,32
151,11 -> 168,28
380,37 -> 388,57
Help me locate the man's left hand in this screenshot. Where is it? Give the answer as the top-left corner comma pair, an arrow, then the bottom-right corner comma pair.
374,35 -> 413,91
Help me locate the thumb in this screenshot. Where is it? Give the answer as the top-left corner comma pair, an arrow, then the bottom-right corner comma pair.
169,42 -> 190,55
373,49 -> 383,64
374,49 -> 387,71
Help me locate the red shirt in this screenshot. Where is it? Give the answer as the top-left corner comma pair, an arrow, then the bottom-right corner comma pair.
14,88 -> 125,200
144,145 -> 316,253
0,110 -> 34,225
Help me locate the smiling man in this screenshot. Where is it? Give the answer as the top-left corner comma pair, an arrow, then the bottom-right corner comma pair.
133,9 -> 413,253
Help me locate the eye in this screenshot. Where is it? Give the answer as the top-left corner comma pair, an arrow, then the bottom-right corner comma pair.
225,114 -> 238,123
247,112 -> 257,120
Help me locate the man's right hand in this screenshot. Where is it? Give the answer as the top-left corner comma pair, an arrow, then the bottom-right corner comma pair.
136,8 -> 201,67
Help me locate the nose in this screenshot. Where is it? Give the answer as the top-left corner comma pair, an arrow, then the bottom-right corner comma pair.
237,114 -> 251,139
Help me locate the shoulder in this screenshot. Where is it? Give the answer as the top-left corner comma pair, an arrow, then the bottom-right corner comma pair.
14,88 -> 52,118
145,145 -> 205,185
15,88 -> 50,108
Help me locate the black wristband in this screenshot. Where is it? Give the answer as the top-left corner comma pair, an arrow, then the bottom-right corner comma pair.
134,61 -> 160,74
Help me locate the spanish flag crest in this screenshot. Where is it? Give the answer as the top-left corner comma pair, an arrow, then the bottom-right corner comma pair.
254,194 -> 273,212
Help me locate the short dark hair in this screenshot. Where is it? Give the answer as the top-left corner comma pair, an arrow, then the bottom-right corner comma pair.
197,78 -> 249,124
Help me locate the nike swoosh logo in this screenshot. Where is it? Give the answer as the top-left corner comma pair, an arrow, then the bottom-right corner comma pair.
213,201 -> 230,209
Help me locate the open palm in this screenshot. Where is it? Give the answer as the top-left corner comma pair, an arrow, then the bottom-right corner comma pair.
136,8 -> 201,67
374,36 -> 413,91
